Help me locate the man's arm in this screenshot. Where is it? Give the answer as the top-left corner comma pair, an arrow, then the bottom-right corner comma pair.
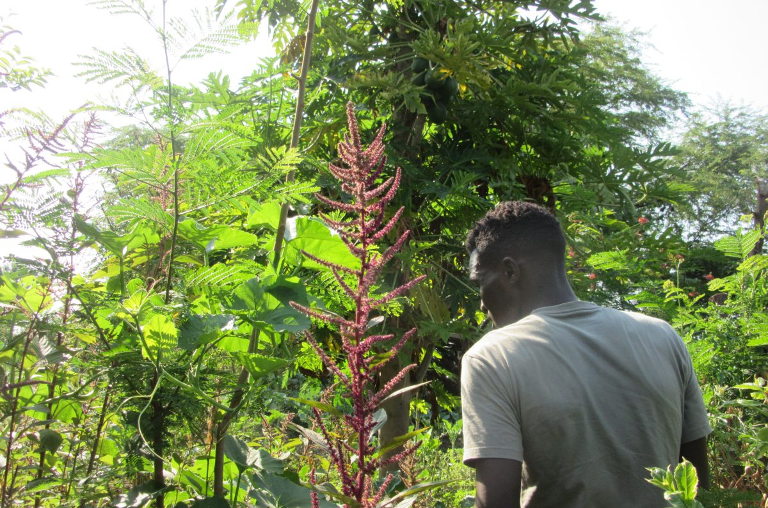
680,436 -> 709,490
471,458 -> 522,508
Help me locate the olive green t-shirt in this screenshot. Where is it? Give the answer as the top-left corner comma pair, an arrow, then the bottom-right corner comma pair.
461,300 -> 711,507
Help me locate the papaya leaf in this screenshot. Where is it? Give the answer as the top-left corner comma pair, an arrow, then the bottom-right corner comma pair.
179,314 -> 236,351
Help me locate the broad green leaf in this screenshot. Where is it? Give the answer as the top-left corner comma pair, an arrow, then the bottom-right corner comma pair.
673,461 -> 699,501
265,276 -> 309,307
231,278 -> 265,311
261,306 -> 310,333
747,335 -> 768,347
52,400 -> 82,424
249,471 -> 340,508
38,429 -> 63,453
179,314 -> 236,351
232,352 -> 290,380
112,480 -> 166,508
98,438 -> 119,465
208,227 -> 259,252
142,314 -> 177,358
286,217 -> 360,271
178,219 -> 258,252
249,448 -> 284,474
222,434 -> 250,469
247,200 -> 283,230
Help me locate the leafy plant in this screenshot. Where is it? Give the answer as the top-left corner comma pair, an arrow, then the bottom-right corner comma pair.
647,460 -> 704,508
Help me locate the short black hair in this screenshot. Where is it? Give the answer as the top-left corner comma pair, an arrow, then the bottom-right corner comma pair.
465,201 -> 566,262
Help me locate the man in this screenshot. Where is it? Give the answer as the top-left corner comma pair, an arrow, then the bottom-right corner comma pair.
461,201 -> 711,507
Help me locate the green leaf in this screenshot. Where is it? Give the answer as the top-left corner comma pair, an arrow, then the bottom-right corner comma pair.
179,314 -> 236,351
375,427 -> 428,458
375,480 -> 456,507
142,313 -> 177,358
38,429 -> 63,453
249,472 -> 340,508
74,216 -> 129,257
673,461 -> 699,501
109,198 -> 173,232
222,434 -> 250,469
714,230 -> 762,259
261,306 -> 310,333
112,480 -> 167,508
290,397 -> 343,417
178,220 -> 258,252
190,497 -> 230,508
747,335 -> 768,347
247,200 -> 283,230
232,352 -> 290,380
23,477 -> 62,494
249,448 -> 284,474
587,250 -> 629,271
286,217 -> 360,271
231,278 -> 265,311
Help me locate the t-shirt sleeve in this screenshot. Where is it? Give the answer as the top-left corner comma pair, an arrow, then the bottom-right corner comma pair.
675,333 -> 712,443
461,353 -> 523,465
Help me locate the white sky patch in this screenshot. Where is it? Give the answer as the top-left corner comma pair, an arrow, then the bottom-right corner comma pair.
593,0 -> 768,113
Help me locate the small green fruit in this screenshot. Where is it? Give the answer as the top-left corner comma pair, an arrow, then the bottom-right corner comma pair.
411,57 -> 429,73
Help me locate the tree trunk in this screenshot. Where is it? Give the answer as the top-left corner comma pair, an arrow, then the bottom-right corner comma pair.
750,177 -> 768,257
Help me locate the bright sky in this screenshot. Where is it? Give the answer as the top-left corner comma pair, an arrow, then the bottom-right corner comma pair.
4,0 -> 767,116
593,0 -> 768,113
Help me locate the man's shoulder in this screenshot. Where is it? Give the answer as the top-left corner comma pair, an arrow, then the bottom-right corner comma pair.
464,316 -> 550,360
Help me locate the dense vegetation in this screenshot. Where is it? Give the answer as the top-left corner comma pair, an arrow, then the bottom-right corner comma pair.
1,1 -> 766,506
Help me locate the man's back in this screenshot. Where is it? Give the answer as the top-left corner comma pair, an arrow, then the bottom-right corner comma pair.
461,300 -> 711,507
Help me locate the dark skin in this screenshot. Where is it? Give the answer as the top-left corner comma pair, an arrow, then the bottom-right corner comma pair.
468,249 -> 710,507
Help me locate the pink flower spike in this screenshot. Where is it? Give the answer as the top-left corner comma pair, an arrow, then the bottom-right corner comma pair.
370,363 -> 418,408
315,193 -> 361,214
291,102 -> 423,504
345,102 -> 361,148
290,302 -> 356,329
371,275 -> 427,308
370,207 -> 404,243
363,176 -> 394,201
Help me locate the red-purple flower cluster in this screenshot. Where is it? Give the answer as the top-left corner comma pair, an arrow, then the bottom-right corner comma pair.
291,102 -> 425,507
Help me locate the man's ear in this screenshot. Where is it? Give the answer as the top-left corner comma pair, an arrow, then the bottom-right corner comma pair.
501,256 -> 520,283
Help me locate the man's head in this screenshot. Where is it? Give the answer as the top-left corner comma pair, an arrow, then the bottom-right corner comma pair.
466,201 -> 570,326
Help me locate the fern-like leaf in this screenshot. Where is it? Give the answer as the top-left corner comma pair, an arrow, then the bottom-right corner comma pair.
185,263 -> 252,289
